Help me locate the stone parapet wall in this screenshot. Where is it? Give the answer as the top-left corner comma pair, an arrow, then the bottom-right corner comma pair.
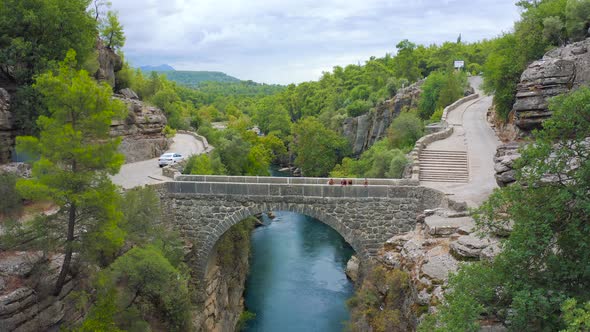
167,180 -> 419,199
408,93 -> 480,180
174,175 -> 418,186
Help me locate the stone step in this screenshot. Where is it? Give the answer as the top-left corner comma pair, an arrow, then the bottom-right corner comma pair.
419,169 -> 469,174
420,160 -> 466,163
420,162 -> 467,169
420,153 -> 467,157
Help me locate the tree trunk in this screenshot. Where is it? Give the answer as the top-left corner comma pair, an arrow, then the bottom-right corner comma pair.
54,202 -> 76,296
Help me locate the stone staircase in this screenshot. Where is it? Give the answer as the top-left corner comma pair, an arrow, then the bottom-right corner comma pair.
419,149 -> 469,183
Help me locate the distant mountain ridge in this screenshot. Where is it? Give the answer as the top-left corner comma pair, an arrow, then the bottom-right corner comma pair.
139,64 -> 175,72
161,71 -> 241,86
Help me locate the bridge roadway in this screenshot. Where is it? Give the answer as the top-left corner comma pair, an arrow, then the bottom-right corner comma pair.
160,175 -> 453,281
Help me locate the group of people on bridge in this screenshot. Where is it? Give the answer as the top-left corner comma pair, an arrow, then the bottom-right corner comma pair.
327,178 -> 369,186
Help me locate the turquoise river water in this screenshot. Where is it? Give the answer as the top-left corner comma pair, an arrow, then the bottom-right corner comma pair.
241,211 -> 355,331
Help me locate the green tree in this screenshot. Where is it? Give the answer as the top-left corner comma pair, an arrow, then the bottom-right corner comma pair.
16,50 -> 126,295
543,16 -> 566,45
565,0 -> 590,41
387,112 -> 424,150
292,117 -> 348,176
78,246 -> 191,332
100,11 -> 126,49
0,0 -> 98,85
394,40 -> 421,82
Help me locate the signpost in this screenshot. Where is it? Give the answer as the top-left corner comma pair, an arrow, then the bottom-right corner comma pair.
454,60 -> 465,69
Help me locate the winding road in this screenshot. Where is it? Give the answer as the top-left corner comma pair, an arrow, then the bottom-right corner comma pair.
420,77 -> 501,207
111,134 -> 206,189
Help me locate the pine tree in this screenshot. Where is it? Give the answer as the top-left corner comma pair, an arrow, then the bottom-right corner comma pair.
16,50 -> 127,295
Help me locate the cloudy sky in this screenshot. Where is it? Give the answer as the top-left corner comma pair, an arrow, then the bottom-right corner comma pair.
110,0 -> 520,84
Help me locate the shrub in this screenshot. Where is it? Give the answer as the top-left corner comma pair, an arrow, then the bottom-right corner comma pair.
0,173 -> 22,216
387,112 -> 424,150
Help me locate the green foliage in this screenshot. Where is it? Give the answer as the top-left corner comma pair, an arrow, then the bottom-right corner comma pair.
216,217 -> 256,273
483,0 -> 572,121
387,112 -> 424,150
119,186 -> 162,245
561,299 -> 590,332
236,310 -> 257,331
543,16 -> 566,45
565,0 -> 590,41
0,0 -> 98,85
429,107 -> 444,123
100,11 -> 126,49
254,98 -> 292,138
330,140 -> 408,179
0,173 -> 22,216
348,266 -> 413,332
79,246 -> 192,332
184,153 -> 227,175
292,117 -> 349,177
16,51 -> 126,293
422,87 -> 590,330
158,70 -> 239,86
419,71 -> 466,120
346,99 -> 373,117
162,125 -> 177,138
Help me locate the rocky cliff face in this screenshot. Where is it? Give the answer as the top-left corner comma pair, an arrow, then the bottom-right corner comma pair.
0,252 -> 82,332
0,88 -> 14,163
513,38 -> 590,131
342,81 -> 424,156
192,220 -> 254,332
112,92 -> 170,163
95,42 -> 123,88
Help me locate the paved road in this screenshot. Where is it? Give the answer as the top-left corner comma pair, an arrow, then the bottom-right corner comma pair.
111,134 -> 205,189
421,77 -> 501,207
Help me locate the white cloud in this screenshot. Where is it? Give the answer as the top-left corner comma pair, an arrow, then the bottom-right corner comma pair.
110,0 -> 520,84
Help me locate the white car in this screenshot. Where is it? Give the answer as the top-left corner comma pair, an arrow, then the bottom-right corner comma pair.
158,152 -> 183,167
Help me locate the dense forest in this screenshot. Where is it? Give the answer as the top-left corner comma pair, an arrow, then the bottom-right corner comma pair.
2,0 -> 590,330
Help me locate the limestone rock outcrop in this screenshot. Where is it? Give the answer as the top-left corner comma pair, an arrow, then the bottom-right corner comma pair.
342,81 -> 423,156
0,253 -> 81,332
112,92 -> 171,163
95,42 -> 123,87
494,143 -> 522,187
379,207 -> 501,320
513,38 -> 590,131
0,88 -> 14,163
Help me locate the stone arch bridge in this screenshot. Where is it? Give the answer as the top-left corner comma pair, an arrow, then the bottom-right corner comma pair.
158,175 -> 452,280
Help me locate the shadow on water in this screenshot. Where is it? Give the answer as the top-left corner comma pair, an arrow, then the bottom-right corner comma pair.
242,211 -> 355,332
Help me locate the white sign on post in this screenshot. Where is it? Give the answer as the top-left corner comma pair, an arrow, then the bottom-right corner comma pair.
454,60 -> 465,69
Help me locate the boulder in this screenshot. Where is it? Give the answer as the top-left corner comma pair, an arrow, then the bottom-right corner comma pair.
345,255 -> 360,282
118,88 -> 139,100
0,251 -> 44,277
513,38 -> 590,131
480,242 -> 502,262
420,254 -> 459,283
450,235 -> 496,259
494,143 -> 522,187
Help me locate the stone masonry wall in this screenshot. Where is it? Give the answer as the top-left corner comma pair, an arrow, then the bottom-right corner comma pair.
160,181 -> 452,283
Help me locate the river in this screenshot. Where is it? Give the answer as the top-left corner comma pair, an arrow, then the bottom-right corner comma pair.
241,167 -> 355,331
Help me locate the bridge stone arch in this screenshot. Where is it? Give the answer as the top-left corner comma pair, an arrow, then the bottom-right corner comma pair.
158,176 -> 453,282
205,201 -> 365,275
